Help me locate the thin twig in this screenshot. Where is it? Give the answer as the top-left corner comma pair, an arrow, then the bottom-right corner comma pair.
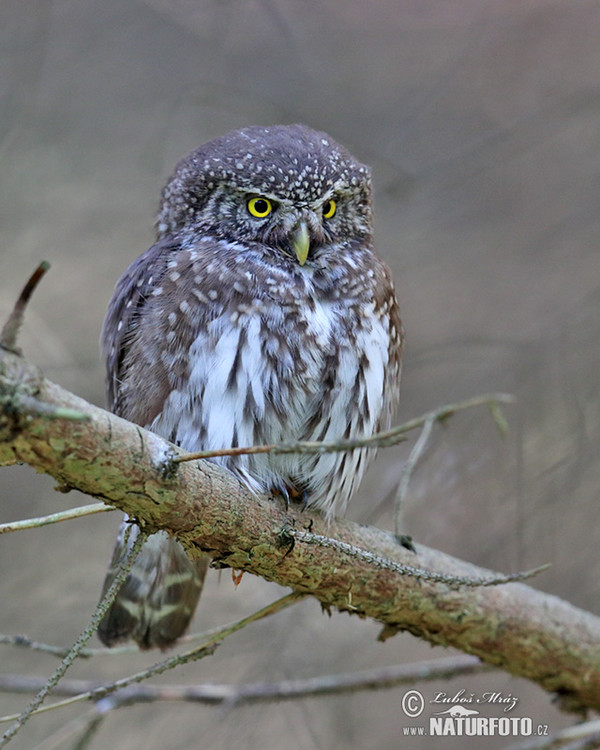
0,262 -> 50,353
0,655 -> 492,709
171,393 -> 515,464
0,531 -> 148,747
0,593 -> 302,725
0,631 -> 208,660
0,503 -> 114,535
14,395 -> 90,422
0,635 -> 86,659
394,414 -> 435,536
0,606 -> 304,660
0,634 -> 141,660
70,713 -> 104,750
287,527 -> 550,588
27,710 -> 104,750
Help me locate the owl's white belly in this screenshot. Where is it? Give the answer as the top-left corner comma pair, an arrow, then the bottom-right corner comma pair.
151,294 -> 389,517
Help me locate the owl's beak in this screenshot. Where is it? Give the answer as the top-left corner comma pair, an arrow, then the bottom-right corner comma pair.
291,221 -> 310,266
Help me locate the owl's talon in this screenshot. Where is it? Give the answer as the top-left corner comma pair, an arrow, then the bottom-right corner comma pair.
296,490 -> 309,512
271,483 -> 291,509
277,524 -> 296,556
271,483 -> 307,511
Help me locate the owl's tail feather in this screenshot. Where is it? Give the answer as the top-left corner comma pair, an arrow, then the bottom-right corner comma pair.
97,521 -> 208,650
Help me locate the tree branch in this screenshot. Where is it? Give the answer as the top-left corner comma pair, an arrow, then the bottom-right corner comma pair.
0,655 -> 492,707
0,503 -> 113,534
1,345 -> 599,711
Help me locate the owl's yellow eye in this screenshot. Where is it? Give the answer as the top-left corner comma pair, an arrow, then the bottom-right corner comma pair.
323,199 -> 337,219
247,197 -> 273,218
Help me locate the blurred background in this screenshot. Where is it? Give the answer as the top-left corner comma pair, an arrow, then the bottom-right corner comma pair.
1,1 -> 599,748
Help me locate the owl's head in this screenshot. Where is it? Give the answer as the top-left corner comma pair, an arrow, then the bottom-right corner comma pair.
156,124 -> 373,265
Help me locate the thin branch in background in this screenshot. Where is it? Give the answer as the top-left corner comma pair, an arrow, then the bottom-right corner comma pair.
0,531 -> 148,748
367,393 -> 514,529
0,633 -> 139,660
287,526 -> 550,588
0,626 -> 218,661
0,592 -> 302,726
0,261 -> 50,353
170,392 -> 515,463
0,262 -> 89,425
0,503 -> 114,534
28,710 -> 104,750
1,602 -> 308,660
0,655 -> 493,709
393,414 -> 436,536
0,635 -> 85,660
69,713 -> 104,750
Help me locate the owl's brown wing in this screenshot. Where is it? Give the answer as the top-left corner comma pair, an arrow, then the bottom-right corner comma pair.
101,238 -> 175,415
98,238 -> 209,650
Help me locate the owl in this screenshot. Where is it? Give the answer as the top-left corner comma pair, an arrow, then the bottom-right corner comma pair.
97,124 -> 403,649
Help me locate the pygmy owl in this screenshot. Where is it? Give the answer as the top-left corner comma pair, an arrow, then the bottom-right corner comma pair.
97,124 -> 403,649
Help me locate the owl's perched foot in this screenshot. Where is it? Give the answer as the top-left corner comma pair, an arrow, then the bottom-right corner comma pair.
271,481 -> 308,510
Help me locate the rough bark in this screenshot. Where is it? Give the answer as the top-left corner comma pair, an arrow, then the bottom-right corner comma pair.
1,345 -> 599,711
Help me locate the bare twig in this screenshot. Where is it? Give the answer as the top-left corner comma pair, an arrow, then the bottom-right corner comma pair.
0,635 -> 86,660
170,392 -> 515,463
28,710 -> 105,750
0,503 -> 113,534
69,713 -> 104,750
0,598 -> 306,661
286,526 -> 550,587
11,395 -> 90,422
394,414 -> 436,535
0,531 -> 148,747
0,593 -> 302,725
0,262 -> 50,353
0,655 -> 492,709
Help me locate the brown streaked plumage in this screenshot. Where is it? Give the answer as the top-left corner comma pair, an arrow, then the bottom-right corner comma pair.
97,124 -> 403,649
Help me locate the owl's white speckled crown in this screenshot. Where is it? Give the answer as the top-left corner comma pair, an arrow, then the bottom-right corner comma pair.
156,124 -> 371,237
